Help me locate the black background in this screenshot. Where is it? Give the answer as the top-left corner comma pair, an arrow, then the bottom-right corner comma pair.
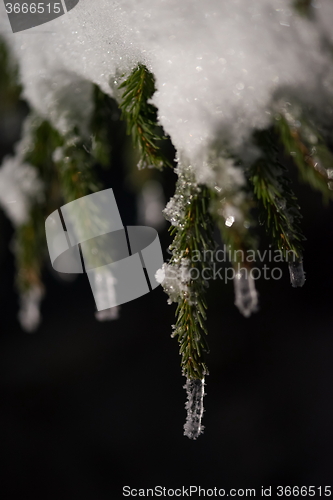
0,84 -> 333,499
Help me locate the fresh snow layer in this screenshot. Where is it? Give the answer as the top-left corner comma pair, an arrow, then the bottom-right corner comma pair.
1,0 -> 333,179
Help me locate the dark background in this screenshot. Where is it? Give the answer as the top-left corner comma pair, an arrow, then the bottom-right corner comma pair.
0,74 -> 333,499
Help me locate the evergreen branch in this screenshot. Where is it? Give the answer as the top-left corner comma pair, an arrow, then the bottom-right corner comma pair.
17,118 -> 101,297
15,205 -> 45,294
24,119 -> 62,187
0,42 -> 41,296
249,129 -> 305,261
276,115 -> 333,204
24,118 -> 100,205
0,37 -> 21,105
15,204 -> 46,332
293,0 -> 313,16
118,64 -> 172,170
55,134 -> 101,202
55,132 -> 105,261
171,186 -> 213,379
15,118 -> 61,297
163,170 -> 215,380
12,115 -> 103,330
90,84 -> 117,168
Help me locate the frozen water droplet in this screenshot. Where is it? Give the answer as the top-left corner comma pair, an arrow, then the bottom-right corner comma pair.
288,260 -> 306,287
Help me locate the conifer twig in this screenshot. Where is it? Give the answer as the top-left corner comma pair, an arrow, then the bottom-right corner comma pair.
119,65 -> 172,170
250,129 -> 305,261
276,115 -> 333,204
162,170 -> 215,380
16,119 -> 61,296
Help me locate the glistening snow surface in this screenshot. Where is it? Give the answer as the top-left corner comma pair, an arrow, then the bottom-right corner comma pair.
1,0 -> 333,180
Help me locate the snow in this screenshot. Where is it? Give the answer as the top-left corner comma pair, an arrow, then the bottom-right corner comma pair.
1,0 -> 333,182
156,260 -> 192,305
0,0 -> 329,332
0,114 -> 45,226
163,160 -> 201,228
0,155 -> 43,226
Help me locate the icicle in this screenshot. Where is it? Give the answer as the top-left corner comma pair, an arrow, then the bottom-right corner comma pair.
18,285 -> 44,333
90,267 -> 121,321
327,167 -> 333,190
137,180 -> 165,230
289,260 -> 306,287
183,378 -> 205,440
92,268 -> 118,311
95,306 -> 120,322
234,267 -> 259,317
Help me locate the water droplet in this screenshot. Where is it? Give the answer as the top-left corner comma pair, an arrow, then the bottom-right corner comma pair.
225,215 -> 235,227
